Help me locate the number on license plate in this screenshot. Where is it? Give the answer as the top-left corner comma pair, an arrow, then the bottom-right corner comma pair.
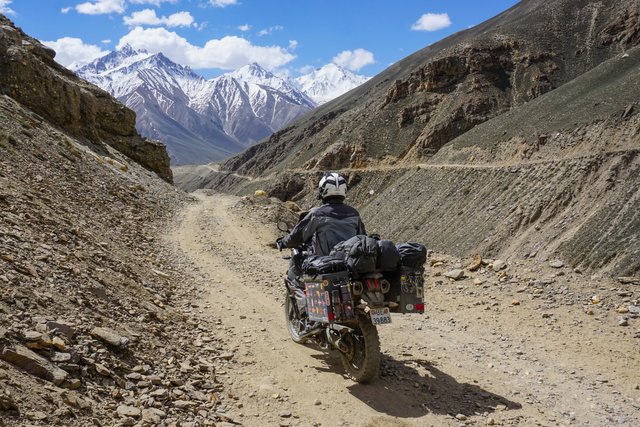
370,307 -> 392,325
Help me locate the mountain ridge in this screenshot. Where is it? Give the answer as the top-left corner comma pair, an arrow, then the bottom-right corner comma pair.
76,48 -> 370,165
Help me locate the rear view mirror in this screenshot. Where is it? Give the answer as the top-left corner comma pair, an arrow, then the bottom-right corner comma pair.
277,221 -> 289,232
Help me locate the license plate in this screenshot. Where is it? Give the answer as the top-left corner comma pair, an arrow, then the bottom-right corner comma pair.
370,307 -> 392,325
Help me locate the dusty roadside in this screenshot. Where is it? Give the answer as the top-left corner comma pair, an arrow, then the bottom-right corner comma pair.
168,191 -> 640,427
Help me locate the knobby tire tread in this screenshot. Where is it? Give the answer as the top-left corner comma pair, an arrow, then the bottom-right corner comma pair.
340,314 -> 380,383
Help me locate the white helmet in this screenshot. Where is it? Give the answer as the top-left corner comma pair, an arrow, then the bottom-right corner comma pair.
318,172 -> 347,200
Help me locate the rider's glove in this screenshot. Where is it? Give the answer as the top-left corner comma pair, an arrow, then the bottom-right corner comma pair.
276,238 -> 285,251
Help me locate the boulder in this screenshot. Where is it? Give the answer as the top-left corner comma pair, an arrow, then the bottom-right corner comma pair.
0,345 -> 68,385
90,327 -> 129,348
444,269 -> 465,280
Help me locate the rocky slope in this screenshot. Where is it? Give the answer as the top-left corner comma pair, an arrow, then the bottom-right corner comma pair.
216,0 -> 640,177
0,17 -> 172,183
176,0 -> 640,276
0,16 -> 241,426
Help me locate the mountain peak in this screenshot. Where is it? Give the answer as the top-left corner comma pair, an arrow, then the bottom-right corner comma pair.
232,62 -> 274,80
117,44 -> 148,56
295,64 -> 370,105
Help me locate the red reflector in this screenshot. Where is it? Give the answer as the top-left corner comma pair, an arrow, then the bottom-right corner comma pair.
328,312 -> 335,321
416,303 -> 425,312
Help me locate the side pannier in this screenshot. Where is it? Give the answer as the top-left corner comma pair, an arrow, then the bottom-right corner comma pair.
396,242 -> 427,269
331,235 -> 378,274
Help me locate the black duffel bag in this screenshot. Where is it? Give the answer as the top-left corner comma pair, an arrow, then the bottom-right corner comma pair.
332,235 -> 378,273
377,239 -> 400,271
302,255 -> 347,275
396,242 -> 427,269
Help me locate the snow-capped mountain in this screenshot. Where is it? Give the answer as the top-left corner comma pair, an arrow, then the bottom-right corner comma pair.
75,46 -> 316,165
294,63 -> 370,105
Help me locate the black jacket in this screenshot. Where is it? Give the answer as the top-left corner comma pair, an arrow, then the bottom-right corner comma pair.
282,200 -> 366,256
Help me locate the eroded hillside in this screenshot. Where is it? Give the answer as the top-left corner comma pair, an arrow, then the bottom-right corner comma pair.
216,0 -> 640,177
176,0 -> 640,276
0,16 -> 239,426
0,15 -> 172,182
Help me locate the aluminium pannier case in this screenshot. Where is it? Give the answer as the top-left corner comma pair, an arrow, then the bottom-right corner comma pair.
303,271 -> 355,323
383,267 -> 425,314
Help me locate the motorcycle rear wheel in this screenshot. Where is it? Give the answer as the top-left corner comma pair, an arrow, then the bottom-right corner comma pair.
284,291 -> 307,343
339,315 -> 380,383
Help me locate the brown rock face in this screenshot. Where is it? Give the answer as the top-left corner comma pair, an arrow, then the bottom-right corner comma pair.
0,16 -> 172,182
218,0 -> 640,177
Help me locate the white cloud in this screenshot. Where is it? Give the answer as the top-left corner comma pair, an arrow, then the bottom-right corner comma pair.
61,6 -> 72,14
0,0 -> 14,15
298,65 -> 315,75
209,0 -> 238,7
288,40 -> 298,50
411,13 -> 452,31
237,24 -> 250,32
117,26 -> 295,70
258,25 -> 283,36
123,9 -> 195,27
42,37 -> 108,69
130,0 -> 178,6
332,48 -> 375,71
101,39 -> 112,44
76,0 -> 125,15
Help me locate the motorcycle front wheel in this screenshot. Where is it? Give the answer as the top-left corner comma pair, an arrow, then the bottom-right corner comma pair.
339,314 -> 380,383
284,291 -> 307,343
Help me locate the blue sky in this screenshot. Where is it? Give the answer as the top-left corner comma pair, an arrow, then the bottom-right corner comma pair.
4,0 -> 519,78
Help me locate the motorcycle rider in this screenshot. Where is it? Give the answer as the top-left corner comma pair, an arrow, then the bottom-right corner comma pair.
277,172 -> 366,287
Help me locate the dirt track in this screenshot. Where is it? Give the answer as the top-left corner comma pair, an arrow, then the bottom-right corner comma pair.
169,192 -> 640,427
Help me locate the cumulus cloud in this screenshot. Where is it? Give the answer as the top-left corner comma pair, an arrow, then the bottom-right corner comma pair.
332,48 -> 375,71
76,0 -> 125,15
258,25 -> 283,36
117,26 -> 295,70
124,9 -> 195,27
42,37 -> 108,69
130,0 -> 178,6
209,0 -> 238,7
411,13 -> 452,31
0,0 -> 14,15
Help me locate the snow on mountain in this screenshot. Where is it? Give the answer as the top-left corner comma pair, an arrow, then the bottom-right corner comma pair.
294,63 -> 370,105
229,63 -> 316,108
76,46 -> 315,165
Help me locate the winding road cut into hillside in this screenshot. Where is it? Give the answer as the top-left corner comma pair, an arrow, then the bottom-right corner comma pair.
169,192 -> 640,427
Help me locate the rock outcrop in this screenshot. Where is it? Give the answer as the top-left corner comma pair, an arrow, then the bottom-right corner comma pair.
0,15 -> 172,182
211,0 -> 640,177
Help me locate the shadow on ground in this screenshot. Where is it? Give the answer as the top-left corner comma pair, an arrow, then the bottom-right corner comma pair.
311,352 -> 521,419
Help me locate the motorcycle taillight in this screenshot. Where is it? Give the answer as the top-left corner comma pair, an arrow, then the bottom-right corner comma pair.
366,278 -> 380,291
415,303 -> 425,312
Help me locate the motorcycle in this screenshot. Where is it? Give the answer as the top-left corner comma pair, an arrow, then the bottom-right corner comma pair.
276,221 -> 398,383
